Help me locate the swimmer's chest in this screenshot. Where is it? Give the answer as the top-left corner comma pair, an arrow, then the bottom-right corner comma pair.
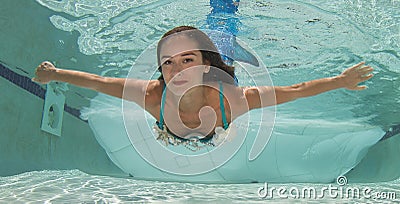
162,102 -> 229,137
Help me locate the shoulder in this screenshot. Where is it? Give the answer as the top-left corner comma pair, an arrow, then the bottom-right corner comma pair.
144,80 -> 163,107
146,80 -> 163,92
242,86 -> 271,110
207,82 -> 248,106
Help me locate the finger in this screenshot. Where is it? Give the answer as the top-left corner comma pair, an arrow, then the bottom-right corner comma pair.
349,85 -> 367,91
359,65 -> 372,69
355,85 -> 367,90
359,67 -> 374,75
35,65 -> 42,71
361,74 -> 374,81
355,65 -> 371,73
352,61 -> 365,69
37,65 -> 44,70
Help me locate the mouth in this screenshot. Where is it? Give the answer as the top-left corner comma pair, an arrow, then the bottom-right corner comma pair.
172,80 -> 188,86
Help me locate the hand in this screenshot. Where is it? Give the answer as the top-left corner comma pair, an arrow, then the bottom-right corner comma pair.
339,62 -> 374,90
32,61 -> 57,84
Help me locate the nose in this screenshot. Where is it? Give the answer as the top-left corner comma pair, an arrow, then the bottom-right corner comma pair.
170,61 -> 185,76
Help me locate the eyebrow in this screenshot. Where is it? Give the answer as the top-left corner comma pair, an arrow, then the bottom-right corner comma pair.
161,51 -> 197,60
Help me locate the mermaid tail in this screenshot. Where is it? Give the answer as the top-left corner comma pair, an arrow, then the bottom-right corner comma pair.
204,0 -> 259,67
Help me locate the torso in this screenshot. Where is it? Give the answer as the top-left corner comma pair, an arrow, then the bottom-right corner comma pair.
144,80 -> 247,138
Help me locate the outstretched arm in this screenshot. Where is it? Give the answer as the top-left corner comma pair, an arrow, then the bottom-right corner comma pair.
32,61 -> 150,106
245,62 -> 374,109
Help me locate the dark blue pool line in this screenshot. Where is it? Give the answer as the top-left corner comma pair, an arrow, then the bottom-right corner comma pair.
0,62 -> 86,122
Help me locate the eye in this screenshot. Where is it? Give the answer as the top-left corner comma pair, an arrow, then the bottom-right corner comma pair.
183,58 -> 194,63
163,60 -> 172,66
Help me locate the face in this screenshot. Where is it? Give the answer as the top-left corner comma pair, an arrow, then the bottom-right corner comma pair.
159,35 -> 209,95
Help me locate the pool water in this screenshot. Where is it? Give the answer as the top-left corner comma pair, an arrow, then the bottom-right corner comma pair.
1,0 -> 399,203
0,170 -> 399,203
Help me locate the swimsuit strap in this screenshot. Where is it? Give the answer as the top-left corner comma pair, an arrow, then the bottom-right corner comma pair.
219,81 -> 229,130
158,81 -> 229,130
157,83 -> 167,129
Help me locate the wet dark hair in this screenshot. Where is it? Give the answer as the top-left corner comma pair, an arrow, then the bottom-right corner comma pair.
157,26 -> 235,84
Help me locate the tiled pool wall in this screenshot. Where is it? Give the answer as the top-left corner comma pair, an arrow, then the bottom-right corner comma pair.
0,63 -> 82,120
0,0 -> 124,177
0,62 -> 124,177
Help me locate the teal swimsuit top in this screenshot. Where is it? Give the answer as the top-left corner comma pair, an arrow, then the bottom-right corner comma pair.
156,81 -> 229,142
